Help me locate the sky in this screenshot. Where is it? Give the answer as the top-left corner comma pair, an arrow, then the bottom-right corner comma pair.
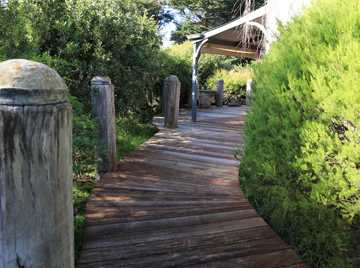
159,7 -> 184,48
160,21 -> 177,48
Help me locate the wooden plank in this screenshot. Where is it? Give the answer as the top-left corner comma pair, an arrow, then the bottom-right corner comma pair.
85,206 -> 252,226
202,47 -> 259,58
77,106 -> 308,268
193,249 -> 306,268
79,234 -> 287,265
84,213 -> 265,239
82,218 -> 270,254
77,237 -> 290,267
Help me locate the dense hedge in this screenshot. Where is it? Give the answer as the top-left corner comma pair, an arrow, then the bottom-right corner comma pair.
207,66 -> 252,95
239,0 -> 360,267
0,0 -> 161,120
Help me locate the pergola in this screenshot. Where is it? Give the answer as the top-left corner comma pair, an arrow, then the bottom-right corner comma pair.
187,5 -> 268,122
187,0 -> 312,121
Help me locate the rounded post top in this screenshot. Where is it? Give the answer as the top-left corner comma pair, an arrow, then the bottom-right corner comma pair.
0,59 -> 68,105
165,75 -> 180,83
91,76 -> 112,86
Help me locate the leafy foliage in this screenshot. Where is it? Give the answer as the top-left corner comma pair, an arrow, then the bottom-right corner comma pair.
169,0 -> 238,43
73,183 -> 93,260
117,117 -> 158,159
71,97 -> 98,180
129,0 -> 174,27
158,42 -> 193,106
239,0 -> 360,267
0,0 -> 162,119
207,66 -> 252,95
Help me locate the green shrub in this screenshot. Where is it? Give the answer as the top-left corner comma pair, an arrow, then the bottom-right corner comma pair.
117,117 -> 158,159
70,96 -> 97,259
0,0 -> 162,119
73,183 -> 93,260
239,0 -> 360,267
159,42 -> 193,106
71,96 -> 98,180
207,66 -> 252,95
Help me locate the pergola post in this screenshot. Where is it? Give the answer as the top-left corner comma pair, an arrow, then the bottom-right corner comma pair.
191,39 -> 208,122
191,42 -> 199,122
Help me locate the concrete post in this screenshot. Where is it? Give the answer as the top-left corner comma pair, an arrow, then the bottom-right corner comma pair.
0,59 -> 74,268
215,80 -> 224,107
90,76 -> 117,174
246,79 -> 253,105
163,75 -> 180,128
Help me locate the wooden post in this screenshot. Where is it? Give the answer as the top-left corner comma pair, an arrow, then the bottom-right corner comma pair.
215,79 -> 224,107
0,59 -> 74,268
246,79 -> 253,105
91,76 -> 117,174
163,75 -> 180,128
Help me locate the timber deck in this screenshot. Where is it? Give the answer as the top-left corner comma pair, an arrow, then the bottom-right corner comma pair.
78,106 -> 307,268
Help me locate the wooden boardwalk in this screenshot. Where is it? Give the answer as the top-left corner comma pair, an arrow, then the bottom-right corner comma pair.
78,106 -> 307,268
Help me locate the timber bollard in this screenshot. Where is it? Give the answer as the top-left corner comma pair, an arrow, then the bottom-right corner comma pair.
246,79 -> 253,105
215,79 -> 224,107
163,75 -> 180,128
91,76 -> 117,173
0,59 -> 74,268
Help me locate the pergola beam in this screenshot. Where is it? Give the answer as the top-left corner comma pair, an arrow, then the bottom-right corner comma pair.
201,43 -> 259,59
202,5 -> 267,40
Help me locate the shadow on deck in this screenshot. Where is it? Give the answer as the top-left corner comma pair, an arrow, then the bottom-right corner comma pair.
78,106 -> 308,268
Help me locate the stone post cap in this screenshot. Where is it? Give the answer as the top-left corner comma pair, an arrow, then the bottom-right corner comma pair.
0,59 -> 68,105
91,76 -> 112,86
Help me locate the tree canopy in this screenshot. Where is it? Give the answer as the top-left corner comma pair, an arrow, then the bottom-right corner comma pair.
168,0 -> 266,43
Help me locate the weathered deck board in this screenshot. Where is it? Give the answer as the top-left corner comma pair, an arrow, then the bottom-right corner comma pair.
78,106 -> 307,268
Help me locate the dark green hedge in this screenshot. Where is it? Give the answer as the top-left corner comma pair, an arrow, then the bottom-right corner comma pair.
0,0 -> 161,120
239,0 -> 360,267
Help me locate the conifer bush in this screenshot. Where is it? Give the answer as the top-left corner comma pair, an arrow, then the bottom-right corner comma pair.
239,0 -> 360,267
